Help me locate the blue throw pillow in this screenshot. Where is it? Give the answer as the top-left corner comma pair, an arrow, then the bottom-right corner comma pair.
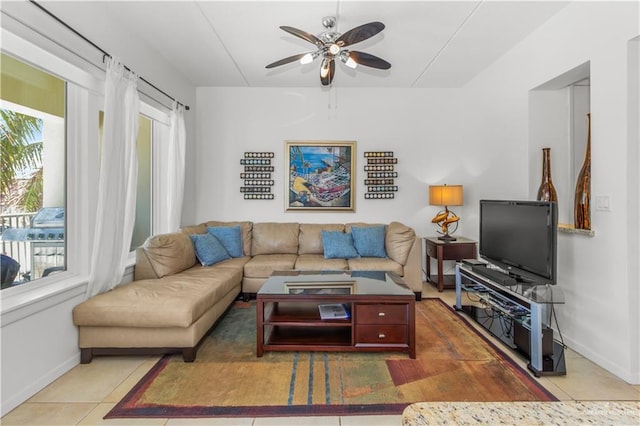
321,230 -> 359,259
351,225 -> 387,258
207,225 -> 243,258
190,233 -> 230,266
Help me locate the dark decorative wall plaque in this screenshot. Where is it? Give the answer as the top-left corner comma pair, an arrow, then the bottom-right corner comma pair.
364,151 -> 398,199
240,152 -> 275,200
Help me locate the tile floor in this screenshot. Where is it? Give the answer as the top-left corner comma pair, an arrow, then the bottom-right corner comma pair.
2,283 -> 639,425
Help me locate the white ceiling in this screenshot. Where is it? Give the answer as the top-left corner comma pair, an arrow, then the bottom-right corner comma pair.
12,1 -> 571,88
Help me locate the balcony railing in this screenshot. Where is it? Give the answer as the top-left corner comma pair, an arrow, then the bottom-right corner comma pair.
1,213 -> 36,282
1,212 -> 65,287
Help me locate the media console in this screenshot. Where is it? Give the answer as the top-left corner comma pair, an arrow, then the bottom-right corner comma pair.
455,263 -> 566,376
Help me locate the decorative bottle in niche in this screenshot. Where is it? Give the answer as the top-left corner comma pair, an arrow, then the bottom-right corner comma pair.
537,147 -> 558,202
574,113 -> 591,230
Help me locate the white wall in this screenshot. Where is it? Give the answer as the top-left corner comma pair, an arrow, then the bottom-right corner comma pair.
0,284 -> 86,413
626,36 -> 640,385
456,1 -> 639,383
195,86 -> 529,241
195,2 -> 639,383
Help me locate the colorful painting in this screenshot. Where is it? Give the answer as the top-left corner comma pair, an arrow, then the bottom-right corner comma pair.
285,141 -> 355,211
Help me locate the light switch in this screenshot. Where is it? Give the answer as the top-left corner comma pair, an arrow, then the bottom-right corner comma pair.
595,195 -> 611,211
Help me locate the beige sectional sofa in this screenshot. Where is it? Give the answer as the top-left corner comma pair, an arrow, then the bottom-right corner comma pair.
72,221 -> 422,363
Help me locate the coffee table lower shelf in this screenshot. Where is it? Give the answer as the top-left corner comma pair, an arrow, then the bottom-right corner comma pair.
265,325 -> 352,347
257,299 -> 415,358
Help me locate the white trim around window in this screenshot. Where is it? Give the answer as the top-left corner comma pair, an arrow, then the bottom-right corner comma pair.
0,31 -> 101,318
0,26 -> 173,319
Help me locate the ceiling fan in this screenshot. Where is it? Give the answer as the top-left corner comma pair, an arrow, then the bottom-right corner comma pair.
266,16 -> 391,86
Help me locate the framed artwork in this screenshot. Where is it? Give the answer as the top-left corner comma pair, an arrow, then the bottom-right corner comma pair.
285,141 -> 356,211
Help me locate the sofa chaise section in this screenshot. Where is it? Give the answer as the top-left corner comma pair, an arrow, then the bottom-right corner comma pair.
73,231 -> 244,363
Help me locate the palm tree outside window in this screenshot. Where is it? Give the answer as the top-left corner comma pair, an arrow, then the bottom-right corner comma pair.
0,53 -> 66,288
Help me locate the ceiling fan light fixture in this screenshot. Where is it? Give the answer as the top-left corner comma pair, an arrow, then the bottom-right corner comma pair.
346,57 -> 358,69
300,52 -> 315,64
340,52 -> 358,69
328,43 -> 341,55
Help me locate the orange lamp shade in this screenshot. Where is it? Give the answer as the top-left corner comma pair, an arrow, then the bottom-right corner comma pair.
429,185 -> 463,206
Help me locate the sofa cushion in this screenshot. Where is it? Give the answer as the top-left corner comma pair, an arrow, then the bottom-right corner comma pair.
251,223 -> 299,255
385,221 -> 417,265
298,223 -> 345,254
351,225 -> 387,258
244,254 -> 298,278
346,222 -> 384,232
203,221 -> 253,256
73,265 -> 242,328
180,224 -> 207,235
142,232 -> 196,278
348,257 -> 404,276
207,225 -> 243,258
321,230 -> 359,259
190,233 -> 230,266
295,254 -> 348,271
178,261 -> 245,286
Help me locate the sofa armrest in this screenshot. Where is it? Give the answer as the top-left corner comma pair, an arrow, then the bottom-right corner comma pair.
402,237 -> 423,298
134,247 -> 160,281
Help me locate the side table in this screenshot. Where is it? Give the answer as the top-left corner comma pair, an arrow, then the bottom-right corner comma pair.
425,236 -> 477,292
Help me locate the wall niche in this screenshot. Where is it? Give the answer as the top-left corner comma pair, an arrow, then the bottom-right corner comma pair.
529,61 -> 594,236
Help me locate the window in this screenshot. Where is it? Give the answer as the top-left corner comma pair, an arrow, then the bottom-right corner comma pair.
1,35 -> 173,298
98,112 -> 156,252
1,53 -> 66,289
132,115 -> 152,251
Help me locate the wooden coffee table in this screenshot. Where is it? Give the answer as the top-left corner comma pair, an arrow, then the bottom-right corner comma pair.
256,270 -> 416,358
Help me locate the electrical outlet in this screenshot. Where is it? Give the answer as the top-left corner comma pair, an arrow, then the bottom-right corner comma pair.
595,195 -> 611,211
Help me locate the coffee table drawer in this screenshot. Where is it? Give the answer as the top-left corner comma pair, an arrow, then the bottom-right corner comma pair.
356,304 -> 408,324
356,325 -> 408,344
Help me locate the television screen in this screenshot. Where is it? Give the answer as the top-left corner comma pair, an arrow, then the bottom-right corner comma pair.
479,200 -> 557,284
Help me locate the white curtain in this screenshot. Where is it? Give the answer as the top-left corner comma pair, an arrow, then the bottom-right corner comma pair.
166,101 -> 186,232
86,58 -> 140,298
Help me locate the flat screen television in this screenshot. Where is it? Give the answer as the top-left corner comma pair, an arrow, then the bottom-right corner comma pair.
479,200 -> 558,285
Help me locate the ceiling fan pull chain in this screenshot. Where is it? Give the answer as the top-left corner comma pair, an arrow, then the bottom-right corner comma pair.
327,86 -> 339,119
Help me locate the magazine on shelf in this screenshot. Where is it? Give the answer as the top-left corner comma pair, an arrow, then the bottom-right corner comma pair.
318,304 -> 350,320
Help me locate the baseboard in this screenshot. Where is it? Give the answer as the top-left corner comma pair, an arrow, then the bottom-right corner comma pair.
0,353 -> 79,416
562,335 -> 639,385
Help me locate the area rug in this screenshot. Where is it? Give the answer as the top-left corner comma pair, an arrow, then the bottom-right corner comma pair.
106,298 -> 555,419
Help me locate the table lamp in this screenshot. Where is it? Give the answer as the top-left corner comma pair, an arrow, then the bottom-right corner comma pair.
429,184 -> 463,241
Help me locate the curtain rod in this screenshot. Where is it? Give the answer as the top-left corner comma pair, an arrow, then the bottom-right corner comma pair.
29,0 -> 190,111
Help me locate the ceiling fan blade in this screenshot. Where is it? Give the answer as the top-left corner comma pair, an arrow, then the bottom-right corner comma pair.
329,59 -> 335,85
280,26 -> 324,48
265,53 -> 309,69
320,58 -> 335,86
337,22 -> 385,47
349,51 -> 391,70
